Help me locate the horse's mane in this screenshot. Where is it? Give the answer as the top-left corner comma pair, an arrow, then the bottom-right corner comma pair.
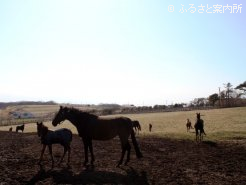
67,107 -> 98,120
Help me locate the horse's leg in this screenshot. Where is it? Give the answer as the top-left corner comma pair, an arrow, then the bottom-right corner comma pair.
195,129 -> 198,142
48,145 -> 54,168
59,146 -> 67,165
118,145 -> 126,167
38,144 -> 46,165
67,145 -> 71,166
117,138 -> 127,167
82,138 -> 89,166
124,141 -> 131,165
130,129 -> 143,158
198,130 -> 202,142
88,139 -> 95,165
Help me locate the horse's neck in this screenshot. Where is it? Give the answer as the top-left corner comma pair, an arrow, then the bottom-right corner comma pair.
66,112 -> 96,127
196,119 -> 203,125
41,127 -> 49,137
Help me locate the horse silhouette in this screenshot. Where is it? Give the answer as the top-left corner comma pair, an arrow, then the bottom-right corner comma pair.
149,123 -> 152,132
16,124 -> 24,132
37,122 -> 72,168
52,106 -> 143,167
186,119 -> 193,132
194,113 -> 206,142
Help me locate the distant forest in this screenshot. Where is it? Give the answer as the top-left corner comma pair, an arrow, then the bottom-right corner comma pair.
0,101 -> 57,109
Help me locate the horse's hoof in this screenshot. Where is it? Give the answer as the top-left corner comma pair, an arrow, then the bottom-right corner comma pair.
66,164 -> 71,168
117,161 -> 123,167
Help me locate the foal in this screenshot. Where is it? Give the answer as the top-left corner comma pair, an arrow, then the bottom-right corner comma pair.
186,119 -> 193,132
37,122 -> 72,168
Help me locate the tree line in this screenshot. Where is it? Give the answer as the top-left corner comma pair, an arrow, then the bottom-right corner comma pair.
195,81 -> 246,108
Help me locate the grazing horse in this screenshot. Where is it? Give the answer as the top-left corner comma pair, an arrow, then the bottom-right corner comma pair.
37,122 -> 72,168
194,113 -> 206,142
52,106 -> 143,167
16,124 -> 25,132
186,119 -> 193,132
132,120 -> 141,135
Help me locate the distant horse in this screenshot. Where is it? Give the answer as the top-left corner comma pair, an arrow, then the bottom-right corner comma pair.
52,106 -> 143,167
149,123 -> 152,132
9,127 -> 13,132
186,119 -> 193,132
16,124 -> 25,132
132,120 -> 141,135
194,113 -> 206,142
37,122 -> 72,168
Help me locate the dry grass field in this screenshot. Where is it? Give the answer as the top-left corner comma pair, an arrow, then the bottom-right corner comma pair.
1,106 -> 246,141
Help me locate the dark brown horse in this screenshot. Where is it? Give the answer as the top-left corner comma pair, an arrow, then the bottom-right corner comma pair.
149,123 -> 152,132
37,122 -> 72,168
186,119 -> 193,132
132,120 -> 141,135
194,113 -> 206,142
16,124 -> 25,132
52,106 -> 143,166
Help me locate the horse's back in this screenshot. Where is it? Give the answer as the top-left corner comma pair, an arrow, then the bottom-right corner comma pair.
56,128 -> 73,142
44,128 -> 72,145
87,117 -> 132,140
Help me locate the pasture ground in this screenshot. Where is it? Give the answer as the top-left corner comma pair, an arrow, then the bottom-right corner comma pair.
0,131 -> 245,184
0,107 -> 246,184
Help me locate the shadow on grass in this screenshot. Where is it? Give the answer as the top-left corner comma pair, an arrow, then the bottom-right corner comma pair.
26,165 -> 149,185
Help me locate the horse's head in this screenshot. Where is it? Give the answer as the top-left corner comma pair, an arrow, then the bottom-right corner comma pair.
196,113 -> 201,119
37,122 -> 48,137
52,106 -> 69,126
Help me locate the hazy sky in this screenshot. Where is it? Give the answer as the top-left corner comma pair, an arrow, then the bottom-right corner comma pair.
0,0 -> 245,106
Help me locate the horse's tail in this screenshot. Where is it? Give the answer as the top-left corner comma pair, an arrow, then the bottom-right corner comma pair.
131,130 -> 143,158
